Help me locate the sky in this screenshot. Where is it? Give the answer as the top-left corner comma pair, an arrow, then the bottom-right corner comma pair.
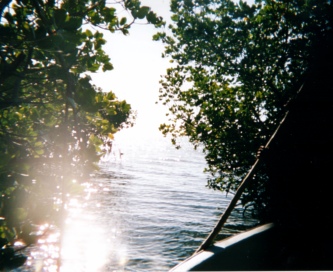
90,0 -> 172,139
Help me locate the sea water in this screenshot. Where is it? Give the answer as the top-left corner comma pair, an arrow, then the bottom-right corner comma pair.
18,130 -> 258,271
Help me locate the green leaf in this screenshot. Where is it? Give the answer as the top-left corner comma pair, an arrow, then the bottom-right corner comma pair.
84,29 -> 93,38
119,17 -> 127,26
103,62 -> 113,71
131,9 -> 138,19
137,6 -> 150,19
63,17 -> 82,31
54,9 -> 67,27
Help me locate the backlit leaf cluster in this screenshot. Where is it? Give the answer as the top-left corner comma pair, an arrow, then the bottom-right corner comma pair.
0,0 -> 163,263
156,0 -> 332,213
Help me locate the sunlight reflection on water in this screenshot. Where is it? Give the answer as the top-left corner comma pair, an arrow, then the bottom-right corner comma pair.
17,134 -> 258,272
17,224 -> 60,272
16,180 -> 126,272
60,185 -> 113,272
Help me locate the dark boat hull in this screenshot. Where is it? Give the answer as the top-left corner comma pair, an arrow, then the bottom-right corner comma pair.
171,222 -> 333,271
170,224 -> 277,271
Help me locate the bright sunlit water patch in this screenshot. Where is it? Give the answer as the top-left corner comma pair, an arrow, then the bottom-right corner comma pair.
16,224 -> 60,272
60,185 -> 114,272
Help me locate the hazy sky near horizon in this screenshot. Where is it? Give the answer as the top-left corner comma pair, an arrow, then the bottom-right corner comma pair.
90,0 -> 172,138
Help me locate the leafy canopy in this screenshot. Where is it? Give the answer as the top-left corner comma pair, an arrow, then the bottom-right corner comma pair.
0,0 -> 164,262
155,0 -> 332,213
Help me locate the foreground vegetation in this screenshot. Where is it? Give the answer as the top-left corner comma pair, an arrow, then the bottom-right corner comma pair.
0,0 -> 163,269
156,0 -> 332,217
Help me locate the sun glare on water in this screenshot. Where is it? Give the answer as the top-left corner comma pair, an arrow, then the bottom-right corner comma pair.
21,181 -> 128,272
60,182 -> 127,272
